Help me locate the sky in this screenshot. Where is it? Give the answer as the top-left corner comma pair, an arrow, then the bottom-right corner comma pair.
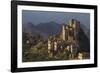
22,10 -> 90,29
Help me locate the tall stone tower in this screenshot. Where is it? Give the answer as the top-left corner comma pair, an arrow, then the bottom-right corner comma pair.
48,39 -> 51,53
62,25 -> 66,41
54,41 -> 57,51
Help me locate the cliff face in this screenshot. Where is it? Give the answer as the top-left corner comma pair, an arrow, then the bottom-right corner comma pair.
78,27 -> 90,52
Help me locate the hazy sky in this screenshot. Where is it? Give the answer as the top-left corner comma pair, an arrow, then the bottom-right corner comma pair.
22,10 -> 90,28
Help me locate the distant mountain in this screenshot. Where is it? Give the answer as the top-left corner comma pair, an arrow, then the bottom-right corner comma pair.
36,21 -> 62,36
22,21 -> 62,40
23,22 -> 35,33
23,22 -> 48,39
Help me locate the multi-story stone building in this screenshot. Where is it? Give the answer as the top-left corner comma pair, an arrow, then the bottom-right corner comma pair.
61,19 -> 80,41
48,19 -> 80,59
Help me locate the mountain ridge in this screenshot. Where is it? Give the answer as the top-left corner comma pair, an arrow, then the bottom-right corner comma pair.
22,21 -> 90,40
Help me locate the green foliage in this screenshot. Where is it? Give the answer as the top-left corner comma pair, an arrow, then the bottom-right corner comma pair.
22,32 -> 89,62
22,40 -> 71,62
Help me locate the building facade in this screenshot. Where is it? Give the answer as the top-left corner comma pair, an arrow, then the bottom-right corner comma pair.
48,19 -> 80,59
